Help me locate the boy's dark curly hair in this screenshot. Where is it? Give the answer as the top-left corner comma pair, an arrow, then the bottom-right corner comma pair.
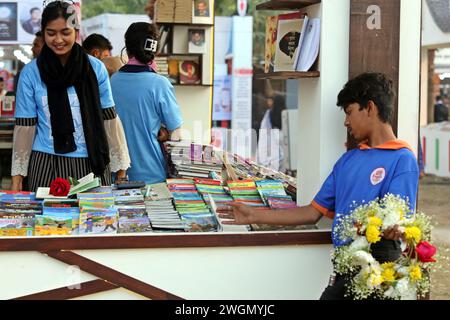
337,72 -> 395,123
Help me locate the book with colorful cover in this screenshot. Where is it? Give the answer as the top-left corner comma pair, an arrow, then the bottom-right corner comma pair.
273,12 -> 304,72
0,213 -> 35,237
35,209 -> 73,236
265,15 -> 279,73
79,208 -> 118,235
118,208 -> 152,234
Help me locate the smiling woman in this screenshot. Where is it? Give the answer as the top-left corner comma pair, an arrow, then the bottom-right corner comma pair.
11,0 -> 131,192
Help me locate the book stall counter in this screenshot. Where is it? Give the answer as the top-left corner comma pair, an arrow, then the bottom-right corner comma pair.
0,142 -> 332,300
0,232 -> 332,300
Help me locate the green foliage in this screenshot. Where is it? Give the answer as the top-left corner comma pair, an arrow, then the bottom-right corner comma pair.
82,0 -> 149,19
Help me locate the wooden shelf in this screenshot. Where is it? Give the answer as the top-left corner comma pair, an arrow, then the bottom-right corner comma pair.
255,71 -> 320,80
256,0 -> 321,11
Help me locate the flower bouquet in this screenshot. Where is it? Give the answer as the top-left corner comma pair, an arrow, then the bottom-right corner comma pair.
332,194 -> 436,300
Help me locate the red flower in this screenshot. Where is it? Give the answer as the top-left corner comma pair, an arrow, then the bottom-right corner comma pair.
415,241 -> 437,263
49,178 -> 71,197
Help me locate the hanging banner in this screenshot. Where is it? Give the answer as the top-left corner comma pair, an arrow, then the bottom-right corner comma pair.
0,0 -> 81,45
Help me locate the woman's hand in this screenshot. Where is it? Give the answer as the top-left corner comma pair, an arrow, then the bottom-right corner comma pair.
157,127 -> 170,142
11,175 -> 24,191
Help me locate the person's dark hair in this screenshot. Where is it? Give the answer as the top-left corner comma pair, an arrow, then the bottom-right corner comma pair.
82,33 -> 113,53
0,77 -> 4,82
436,95 -> 442,101
35,31 -> 43,37
337,72 -> 395,123
124,22 -> 159,64
30,7 -> 41,14
41,1 -> 78,31
270,95 -> 286,129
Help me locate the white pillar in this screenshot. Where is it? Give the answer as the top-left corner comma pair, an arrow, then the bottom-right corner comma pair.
297,0 -> 350,205
397,0 -> 422,155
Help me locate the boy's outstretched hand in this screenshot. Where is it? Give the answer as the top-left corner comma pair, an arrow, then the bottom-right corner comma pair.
217,202 -> 257,225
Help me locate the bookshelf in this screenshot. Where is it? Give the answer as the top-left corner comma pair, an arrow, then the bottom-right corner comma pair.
255,70 -> 320,79
257,0 -> 349,207
154,0 -> 214,144
256,0 -> 321,11
259,0 -> 321,79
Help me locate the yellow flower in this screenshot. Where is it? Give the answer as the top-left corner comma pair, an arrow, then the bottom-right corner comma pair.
404,226 -> 422,243
381,262 -> 395,270
366,225 -> 381,243
398,209 -> 405,220
368,216 -> 383,227
409,265 -> 422,281
368,273 -> 383,287
381,268 -> 396,282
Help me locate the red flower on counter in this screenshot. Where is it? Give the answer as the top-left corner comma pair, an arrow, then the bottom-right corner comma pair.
415,241 -> 437,263
49,178 -> 71,196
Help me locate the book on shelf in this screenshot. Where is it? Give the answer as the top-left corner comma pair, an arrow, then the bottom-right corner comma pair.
293,16 -> 321,72
157,25 -> 171,54
273,12 -> 304,72
264,15 -> 279,73
179,60 -> 201,84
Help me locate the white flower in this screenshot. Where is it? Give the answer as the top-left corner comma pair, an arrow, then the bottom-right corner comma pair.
349,236 -> 369,252
382,210 -> 401,229
395,278 -> 411,298
352,250 -> 375,265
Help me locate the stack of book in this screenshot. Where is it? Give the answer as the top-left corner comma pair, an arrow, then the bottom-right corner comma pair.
155,0 -> 175,23
194,178 -> 233,206
167,141 -> 223,179
143,182 -> 184,232
227,180 -> 266,207
77,190 -> 118,235
154,56 -> 169,76
0,192 -> 40,237
167,178 -> 217,232
113,188 -> 153,234
256,180 -> 297,209
174,0 -> 192,23
36,199 -> 79,236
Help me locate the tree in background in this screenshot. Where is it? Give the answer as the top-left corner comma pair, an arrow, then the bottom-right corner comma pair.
82,0 -> 149,18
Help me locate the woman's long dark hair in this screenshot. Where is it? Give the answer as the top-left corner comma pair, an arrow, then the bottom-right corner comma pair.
270,95 -> 286,129
125,22 -> 159,64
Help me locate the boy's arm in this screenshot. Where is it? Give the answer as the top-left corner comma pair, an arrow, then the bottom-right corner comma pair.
218,203 -> 323,226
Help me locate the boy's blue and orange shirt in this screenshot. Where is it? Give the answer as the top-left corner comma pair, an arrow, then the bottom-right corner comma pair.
311,140 -> 419,247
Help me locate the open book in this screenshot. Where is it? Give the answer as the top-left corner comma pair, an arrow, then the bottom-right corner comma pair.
68,173 -> 100,197
293,16 -> 321,72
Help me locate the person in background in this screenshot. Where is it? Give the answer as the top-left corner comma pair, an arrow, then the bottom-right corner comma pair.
110,22 -> 183,184
101,56 -> 124,78
219,73 -> 419,300
0,77 -> 6,96
22,7 -> 41,35
11,0 -> 130,192
257,94 -> 286,172
14,32 -> 44,94
31,31 -> 44,58
434,95 -> 449,122
82,33 -> 113,60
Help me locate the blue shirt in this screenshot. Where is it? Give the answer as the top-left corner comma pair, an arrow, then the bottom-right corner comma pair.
15,56 -> 115,158
312,141 -> 419,247
110,71 -> 183,184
